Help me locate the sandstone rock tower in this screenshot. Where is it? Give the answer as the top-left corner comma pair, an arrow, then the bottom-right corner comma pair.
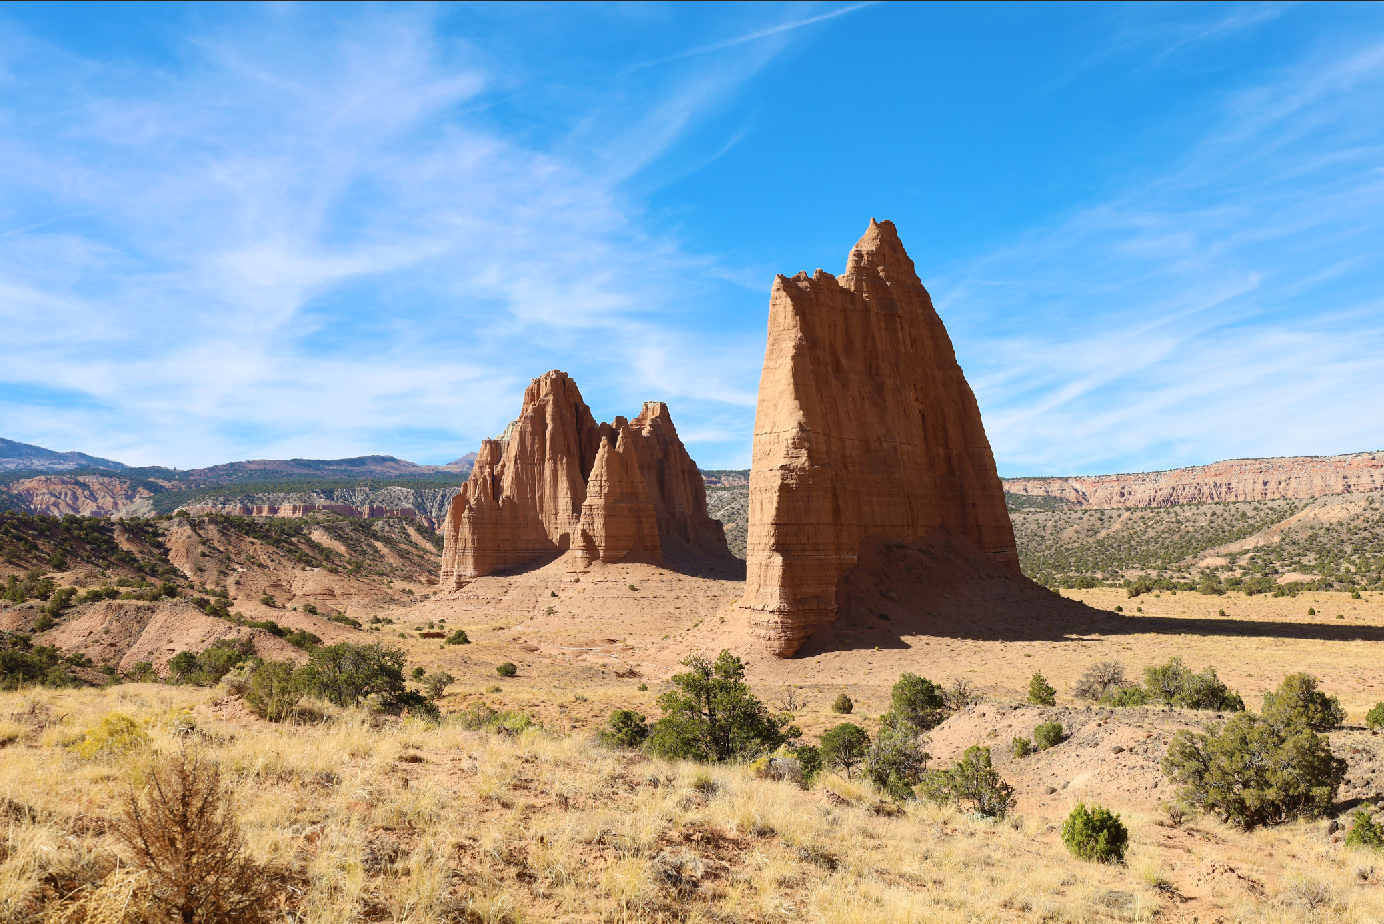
740,219 -> 1019,656
440,371 -> 728,586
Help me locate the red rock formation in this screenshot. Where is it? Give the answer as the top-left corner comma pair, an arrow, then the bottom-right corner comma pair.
1003,452 -> 1384,508
440,371 -> 727,585
577,423 -> 662,566
3,475 -> 154,517
739,219 -> 1018,656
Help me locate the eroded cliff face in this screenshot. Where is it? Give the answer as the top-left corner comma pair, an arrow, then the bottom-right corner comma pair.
3,475 -> 154,517
740,219 -> 1018,656
1003,452 -> 1384,508
439,371 -> 727,585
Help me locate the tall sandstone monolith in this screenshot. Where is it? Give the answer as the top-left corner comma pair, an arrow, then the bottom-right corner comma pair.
740,219 -> 1019,656
439,371 -> 728,586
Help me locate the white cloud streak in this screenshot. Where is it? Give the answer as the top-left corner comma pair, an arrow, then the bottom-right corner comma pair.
626,2 -> 877,72
0,6 -> 775,468
941,36 -> 1384,476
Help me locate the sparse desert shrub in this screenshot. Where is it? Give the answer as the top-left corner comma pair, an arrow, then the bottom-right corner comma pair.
42,585 -> 76,622
244,661 -> 301,722
496,662 -> 518,677
301,602 -> 318,615
115,750 -> 272,924
259,594 -> 276,607
602,709 -> 650,748
1034,720 -> 1066,750
69,712 -> 150,761
922,746 -> 1015,819
456,701 -> 499,730
456,701 -> 533,735
944,678 -> 982,711
792,743 -> 824,783
820,723 -> 870,779
885,673 -> 947,732
1103,685 -> 1151,707
1074,661 -> 1128,701
296,642 -> 408,709
1143,657 -> 1244,711
169,637 -> 257,686
865,715 -> 929,798
1366,702 -> 1384,730
1126,577 -> 1155,598
831,692 -> 854,714
753,747 -> 805,785
1028,672 -> 1057,706
444,629 -> 470,645
0,639 -> 74,689
78,585 -> 122,604
1011,736 -> 1034,758
1345,809 -> 1384,849
1062,803 -> 1128,863
1197,571 -> 1225,595
1261,673 -> 1345,731
421,670 -> 455,699
494,710 -> 534,736
645,650 -> 797,763
1162,712 -> 1346,828
3,569 -> 55,604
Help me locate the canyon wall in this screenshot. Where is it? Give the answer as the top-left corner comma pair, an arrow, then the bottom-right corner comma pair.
739,219 -> 1019,656
439,371 -> 727,586
1,475 -> 154,517
1003,452 -> 1384,508
183,502 -> 433,526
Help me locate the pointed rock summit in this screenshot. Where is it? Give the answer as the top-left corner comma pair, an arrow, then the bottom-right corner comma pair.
440,371 -> 728,585
739,219 -> 1019,656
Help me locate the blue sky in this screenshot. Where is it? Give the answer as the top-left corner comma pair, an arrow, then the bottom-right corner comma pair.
1,2 -> 1382,476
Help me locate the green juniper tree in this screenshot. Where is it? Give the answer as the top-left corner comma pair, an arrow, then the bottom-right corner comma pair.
645,650 -> 797,763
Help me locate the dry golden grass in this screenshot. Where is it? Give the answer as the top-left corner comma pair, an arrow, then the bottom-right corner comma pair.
1,684 -> 1381,923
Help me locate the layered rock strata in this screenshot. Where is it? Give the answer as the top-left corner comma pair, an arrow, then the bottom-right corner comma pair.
2,475 -> 154,517
1003,451 -> 1384,508
183,502 -> 431,526
740,219 -> 1018,656
440,371 -> 727,585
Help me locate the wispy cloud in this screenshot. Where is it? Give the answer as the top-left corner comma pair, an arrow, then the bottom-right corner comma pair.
942,35 -> 1384,476
626,2 -> 877,72
0,5 -> 781,467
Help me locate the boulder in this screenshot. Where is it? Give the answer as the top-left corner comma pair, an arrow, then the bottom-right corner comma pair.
739,219 -> 1018,655
440,371 -> 727,585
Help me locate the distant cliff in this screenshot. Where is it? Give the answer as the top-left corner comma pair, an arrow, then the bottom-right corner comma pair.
1003,451 -> 1384,508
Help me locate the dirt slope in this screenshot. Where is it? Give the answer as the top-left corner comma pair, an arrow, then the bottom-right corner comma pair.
40,601 -> 306,672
